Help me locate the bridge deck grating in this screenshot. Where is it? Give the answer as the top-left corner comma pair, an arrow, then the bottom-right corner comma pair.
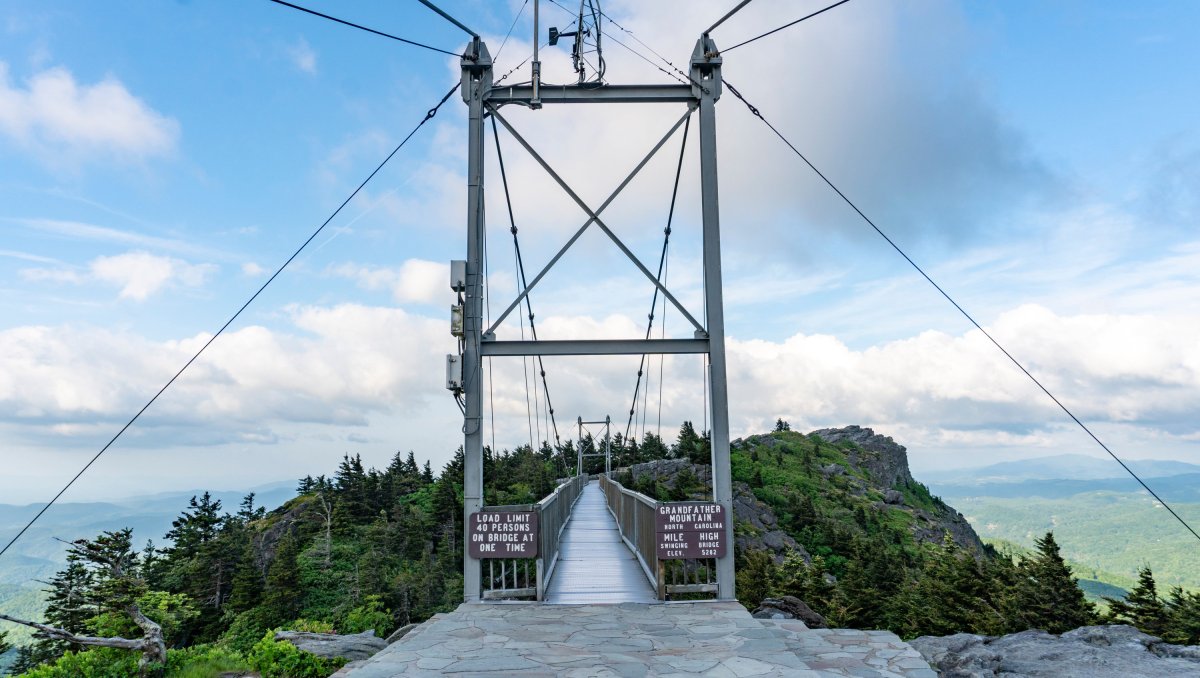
544,480 -> 657,604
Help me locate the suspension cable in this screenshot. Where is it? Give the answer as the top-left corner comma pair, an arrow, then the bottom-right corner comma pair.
264,0 -> 461,57
494,0 -> 530,61
722,0 -> 853,53
624,116 -> 691,442
0,83 -> 460,560
723,78 -> 1200,546
490,116 -> 562,445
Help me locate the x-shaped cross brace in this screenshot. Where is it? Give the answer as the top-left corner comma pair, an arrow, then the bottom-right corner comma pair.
483,105 -> 706,339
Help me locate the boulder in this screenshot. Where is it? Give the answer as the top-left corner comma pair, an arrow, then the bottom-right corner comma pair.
910,624 -> 1200,677
751,596 -> 828,629
274,630 -> 387,662
883,489 -> 904,505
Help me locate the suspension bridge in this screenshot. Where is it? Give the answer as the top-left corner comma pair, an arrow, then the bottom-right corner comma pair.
3,1 -> 1197,676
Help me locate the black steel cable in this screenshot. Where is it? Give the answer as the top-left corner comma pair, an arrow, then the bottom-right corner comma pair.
494,0 -> 530,61
265,0 -> 461,57
416,0 -> 479,39
624,116 -> 691,443
723,78 -> 1200,546
491,117 -> 561,444
0,83 -> 459,561
722,0 -> 853,53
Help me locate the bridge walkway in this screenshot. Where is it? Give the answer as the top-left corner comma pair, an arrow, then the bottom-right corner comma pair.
544,480 -> 656,604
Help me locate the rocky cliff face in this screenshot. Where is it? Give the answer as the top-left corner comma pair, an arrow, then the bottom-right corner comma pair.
810,426 -> 986,556
911,624 -> 1200,677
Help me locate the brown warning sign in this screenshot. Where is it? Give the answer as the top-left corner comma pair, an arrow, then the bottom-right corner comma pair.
468,511 -> 539,558
655,502 -> 727,559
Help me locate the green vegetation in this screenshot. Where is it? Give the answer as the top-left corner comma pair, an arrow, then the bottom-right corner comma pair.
2,443 -> 582,677
4,424 -> 1198,676
1104,566 -> 1200,644
947,492 -> 1200,590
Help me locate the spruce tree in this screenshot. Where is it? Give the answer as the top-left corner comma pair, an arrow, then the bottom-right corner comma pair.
1163,586 -> 1200,645
0,629 -> 11,657
1105,566 -> 1169,638
1013,532 -> 1095,633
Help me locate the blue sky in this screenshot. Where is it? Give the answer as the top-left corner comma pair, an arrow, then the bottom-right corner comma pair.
1,0 -> 1198,504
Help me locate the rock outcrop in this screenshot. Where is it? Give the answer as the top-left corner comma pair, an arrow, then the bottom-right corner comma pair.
751,595 -> 829,629
811,426 -> 987,556
274,630 -> 387,661
910,624 -> 1200,677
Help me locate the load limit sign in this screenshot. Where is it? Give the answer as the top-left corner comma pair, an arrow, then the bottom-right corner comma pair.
468,510 -> 539,558
655,502 -> 727,559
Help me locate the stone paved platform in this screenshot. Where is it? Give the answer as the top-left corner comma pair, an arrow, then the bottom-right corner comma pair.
341,602 -> 936,677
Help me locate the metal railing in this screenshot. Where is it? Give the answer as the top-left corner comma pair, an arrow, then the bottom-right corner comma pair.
599,474 -> 719,600
479,474 -> 587,601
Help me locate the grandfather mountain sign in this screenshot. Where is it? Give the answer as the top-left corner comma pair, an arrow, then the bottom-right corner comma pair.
655,502 -> 727,559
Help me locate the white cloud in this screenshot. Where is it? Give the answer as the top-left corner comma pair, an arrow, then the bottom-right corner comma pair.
21,250 -> 216,301
0,61 -> 179,163
0,304 -> 446,437
327,259 -> 451,305
287,37 -> 317,75
242,262 -> 266,276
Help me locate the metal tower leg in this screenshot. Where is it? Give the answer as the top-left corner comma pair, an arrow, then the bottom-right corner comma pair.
461,39 -> 492,602
692,36 -> 735,601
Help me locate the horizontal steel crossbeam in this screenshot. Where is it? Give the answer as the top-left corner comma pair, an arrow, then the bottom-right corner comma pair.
480,338 -> 709,356
487,84 -> 695,105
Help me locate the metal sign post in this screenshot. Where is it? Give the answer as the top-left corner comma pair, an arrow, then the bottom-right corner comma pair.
453,33 -> 735,602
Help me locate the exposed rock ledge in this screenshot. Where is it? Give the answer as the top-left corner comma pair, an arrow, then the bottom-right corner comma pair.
910,624 -> 1200,677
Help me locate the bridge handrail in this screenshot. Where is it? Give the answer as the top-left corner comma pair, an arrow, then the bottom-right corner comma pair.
536,474 -> 588,595
478,474 -> 587,601
598,474 -> 659,590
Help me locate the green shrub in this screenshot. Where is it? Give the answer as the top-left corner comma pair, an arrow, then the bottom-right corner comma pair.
286,618 -> 336,634
247,631 -> 345,678
217,609 -> 270,655
166,644 -> 251,677
16,647 -> 141,678
340,595 -> 391,637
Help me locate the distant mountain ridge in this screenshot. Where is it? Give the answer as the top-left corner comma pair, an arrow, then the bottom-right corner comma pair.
921,453 -> 1200,485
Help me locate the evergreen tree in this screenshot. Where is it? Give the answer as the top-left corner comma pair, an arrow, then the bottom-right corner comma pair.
43,554 -> 96,633
774,418 -> 790,432
640,432 -> 669,462
1012,532 -> 1095,633
261,532 -> 302,627
1163,585 -> 1200,645
0,628 -> 11,657
164,493 -> 223,556
1105,566 -> 1169,638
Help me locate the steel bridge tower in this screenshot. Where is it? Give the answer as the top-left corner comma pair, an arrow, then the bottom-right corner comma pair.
452,30 -> 735,601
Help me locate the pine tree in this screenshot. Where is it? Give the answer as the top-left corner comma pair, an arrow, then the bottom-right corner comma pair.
261,532 -> 302,627
1013,532 -> 1095,633
165,494 -> 223,555
1163,585 -> 1200,645
0,628 -> 11,657
774,418 -> 790,432
1105,566 -> 1169,638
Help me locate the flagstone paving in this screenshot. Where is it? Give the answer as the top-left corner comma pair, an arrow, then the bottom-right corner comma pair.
340,601 -> 937,677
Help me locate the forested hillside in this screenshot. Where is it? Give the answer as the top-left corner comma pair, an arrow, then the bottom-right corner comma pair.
3,424 -> 1197,677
